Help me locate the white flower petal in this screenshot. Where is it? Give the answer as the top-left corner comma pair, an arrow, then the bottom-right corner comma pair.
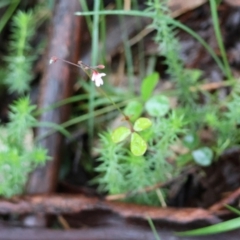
91,72 -> 97,81
91,71 -> 106,87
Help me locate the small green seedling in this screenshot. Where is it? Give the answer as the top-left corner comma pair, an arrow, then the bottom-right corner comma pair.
112,117 -> 152,156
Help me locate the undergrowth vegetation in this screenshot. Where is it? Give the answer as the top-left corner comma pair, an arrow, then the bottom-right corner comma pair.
79,1 -> 239,205
0,0 -> 239,215
83,0 -> 239,205
0,2 -> 50,196
0,97 -> 49,197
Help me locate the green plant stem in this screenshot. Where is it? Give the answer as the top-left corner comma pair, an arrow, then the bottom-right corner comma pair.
225,205 -> 240,216
17,14 -> 28,57
116,0 -> 134,92
98,87 -> 134,130
176,217 -> 240,236
133,0 -> 146,80
34,121 -> 70,140
35,94 -> 125,116
209,0 -> 232,79
63,100 -> 128,128
88,0 -> 100,149
34,94 -> 89,116
147,217 -> 161,240
75,10 -> 226,75
99,0 -> 106,65
0,0 -> 20,33
98,88 -> 126,118
79,0 -> 93,33
36,100 -> 129,141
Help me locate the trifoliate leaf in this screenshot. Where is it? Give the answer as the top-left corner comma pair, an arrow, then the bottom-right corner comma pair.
192,147 -> 213,166
130,132 -> 147,156
112,126 -> 131,143
133,117 -> 152,132
145,95 -> 170,117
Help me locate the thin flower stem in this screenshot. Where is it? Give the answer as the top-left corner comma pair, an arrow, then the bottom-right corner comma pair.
56,58 -> 82,68
49,56 -> 133,129
98,87 -> 134,130
98,88 -> 124,116
78,61 -> 100,73
52,57 -> 94,81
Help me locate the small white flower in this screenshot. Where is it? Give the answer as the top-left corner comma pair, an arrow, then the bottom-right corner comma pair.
91,71 -> 106,87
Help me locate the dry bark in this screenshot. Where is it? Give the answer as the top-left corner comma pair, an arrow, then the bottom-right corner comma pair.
0,194 -> 220,225
26,0 -> 82,194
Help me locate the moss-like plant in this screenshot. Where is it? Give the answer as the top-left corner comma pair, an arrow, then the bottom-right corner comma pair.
3,10 -> 36,93
0,97 -> 50,197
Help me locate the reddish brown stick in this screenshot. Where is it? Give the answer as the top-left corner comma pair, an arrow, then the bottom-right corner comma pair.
1,194 -> 219,225
209,187 -> 240,212
26,0 -> 82,194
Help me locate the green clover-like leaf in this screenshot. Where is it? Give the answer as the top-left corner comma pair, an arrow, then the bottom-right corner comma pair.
133,117 -> 152,132
112,126 -> 131,143
130,132 -> 147,156
192,147 -> 213,166
145,95 -> 170,117
141,72 -> 159,101
124,100 -> 143,121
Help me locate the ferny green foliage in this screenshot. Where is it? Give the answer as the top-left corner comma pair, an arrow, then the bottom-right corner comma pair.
0,97 -> 49,197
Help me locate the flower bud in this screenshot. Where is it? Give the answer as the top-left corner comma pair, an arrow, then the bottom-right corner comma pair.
49,56 -> 58,65
97,64 -> 105,69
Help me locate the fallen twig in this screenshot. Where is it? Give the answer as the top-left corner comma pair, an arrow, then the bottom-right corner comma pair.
0,194 -> 219,225
209,187 -> 240,213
